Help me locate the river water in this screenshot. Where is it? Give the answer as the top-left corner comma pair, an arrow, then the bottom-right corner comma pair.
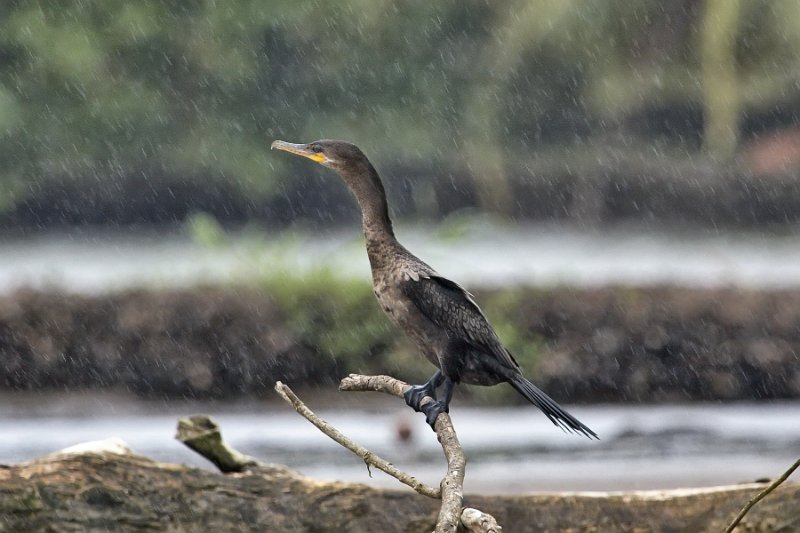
2,224 -> 800,292
1,224 -> 799,492
1,392 -> 797,493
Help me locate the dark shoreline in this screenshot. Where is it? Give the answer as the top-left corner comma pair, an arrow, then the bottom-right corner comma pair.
4,157 -> 800,232
1,285 -> 798,404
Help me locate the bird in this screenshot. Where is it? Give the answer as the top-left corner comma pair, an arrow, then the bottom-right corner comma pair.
272,139 -> 597,439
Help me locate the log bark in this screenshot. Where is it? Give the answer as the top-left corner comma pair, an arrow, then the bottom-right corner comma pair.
1,438 -> 798,532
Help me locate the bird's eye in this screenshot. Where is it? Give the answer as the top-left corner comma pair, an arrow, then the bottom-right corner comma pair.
310,144 -> 323,153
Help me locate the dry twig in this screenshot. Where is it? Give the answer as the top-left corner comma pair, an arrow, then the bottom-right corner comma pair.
724,457 -> 800,533
274,381 -> 439,499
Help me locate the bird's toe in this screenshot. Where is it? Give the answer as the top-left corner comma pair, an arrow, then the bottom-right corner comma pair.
403,384 -> 435,412
421,400 -> 448,430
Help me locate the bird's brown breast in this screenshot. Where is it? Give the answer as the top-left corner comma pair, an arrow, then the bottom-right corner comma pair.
372,267 -> 444,368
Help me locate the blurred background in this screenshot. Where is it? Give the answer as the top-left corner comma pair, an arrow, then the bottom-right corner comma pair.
1,0 -> 800,493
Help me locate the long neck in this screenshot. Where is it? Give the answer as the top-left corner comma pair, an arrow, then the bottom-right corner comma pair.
338,162 -> 397,267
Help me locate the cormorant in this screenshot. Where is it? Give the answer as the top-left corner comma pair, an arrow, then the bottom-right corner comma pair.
272,139 -> 597,439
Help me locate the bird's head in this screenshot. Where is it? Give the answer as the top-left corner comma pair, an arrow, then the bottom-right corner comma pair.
271,139 -> 368,174
271,139 -> 388,224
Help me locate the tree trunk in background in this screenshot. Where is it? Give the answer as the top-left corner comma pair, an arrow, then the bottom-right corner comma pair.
700,0 -> 741,160
463,0 -> 576,215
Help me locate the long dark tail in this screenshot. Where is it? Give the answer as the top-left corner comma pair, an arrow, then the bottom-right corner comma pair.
510,376 -> 598,439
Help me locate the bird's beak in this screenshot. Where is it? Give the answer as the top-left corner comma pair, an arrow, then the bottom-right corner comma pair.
271,140 -> 329,165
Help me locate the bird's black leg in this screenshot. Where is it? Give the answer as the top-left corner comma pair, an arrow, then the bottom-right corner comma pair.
420,376 -> 455,430
403,370 -> 443,412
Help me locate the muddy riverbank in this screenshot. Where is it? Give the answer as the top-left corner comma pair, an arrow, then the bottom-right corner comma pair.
1,285 -> 798,403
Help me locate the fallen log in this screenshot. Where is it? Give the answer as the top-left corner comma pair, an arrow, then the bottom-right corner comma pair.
1,435 -> 798,532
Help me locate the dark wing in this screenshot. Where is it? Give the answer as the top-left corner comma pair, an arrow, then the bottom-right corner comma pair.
404,273 -> 598,439
401,274 -> 519,370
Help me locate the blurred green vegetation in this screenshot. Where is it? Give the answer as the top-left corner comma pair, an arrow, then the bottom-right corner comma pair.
187,213 -> 549,402
258,269 -> 550,403
260,266 -> 393,375
1,0 -> 799,223
188,212 -> 399,375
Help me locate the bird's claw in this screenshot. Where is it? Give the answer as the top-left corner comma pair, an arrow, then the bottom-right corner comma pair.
421,400 -> 448,430
403,384 -> 436,412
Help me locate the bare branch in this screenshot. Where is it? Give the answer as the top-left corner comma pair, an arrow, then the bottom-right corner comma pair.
274,381 -> 440,499
724,457 -> 800,533
276,375 -> 499,532
338,373 -> 410,397
339,374 -> 470,533
175,415 -> 258,473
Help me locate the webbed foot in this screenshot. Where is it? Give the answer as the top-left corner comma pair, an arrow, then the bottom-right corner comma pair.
420,400 -> 448,430
403,370 -> 443,412
403,383 -> 436,412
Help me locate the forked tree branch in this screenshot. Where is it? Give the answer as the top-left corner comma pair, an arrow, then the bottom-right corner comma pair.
275,375 -> 501,533
338,374 -> 468,532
